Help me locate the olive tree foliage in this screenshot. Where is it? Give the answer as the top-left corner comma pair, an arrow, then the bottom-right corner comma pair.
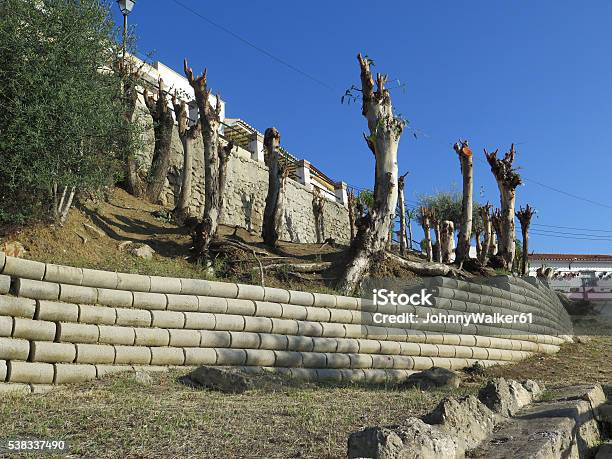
0,0 -> 137,224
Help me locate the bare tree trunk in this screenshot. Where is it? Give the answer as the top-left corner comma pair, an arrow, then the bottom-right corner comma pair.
312,187 -> 325,244
184,60 -> 234,260
398,172 -> 409,256
337,54 -> 405,294
407,211 -> 414,252
432,215 -> 442,263
420,208 -> 433,262
485,144 -> 522,271
479,203 -> 493,266
262,127 -> 287,247
172,93 -> 201,221
440,220 -> 455,263
347,191 -> 356,242
475,230 -> 482,260
490,232 -> 498,256
52,184 -> 76,225
120,68 -> 145,197
516,204 -> 535,276
143,79 -> 175,203
491,208 -> 503,260
454,140 -> 473,264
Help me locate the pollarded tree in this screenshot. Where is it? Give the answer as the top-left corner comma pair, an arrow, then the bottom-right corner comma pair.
478,203 -> 493,265
453,140 -> 473,265
440,220 -> 455,263
184,60 -> 234,260
516,204 -> 536,275
419,207 -> 434,262
143,79 -> 175,203
172,91 -> 201,221
262,127 -> 288,247
337,54 -> 405,294
485,144 -> 522,271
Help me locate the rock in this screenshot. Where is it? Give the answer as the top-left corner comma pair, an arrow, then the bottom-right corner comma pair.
118,241 -> 133,252
1,241 -> 25,258
423,395 -> 497,451
187,366 -> 251,394
130,243 -> 155,260
401,367 -> 460,390
132,371 -> 153,385
575,335 -> 592,344
478,378 -> 543,417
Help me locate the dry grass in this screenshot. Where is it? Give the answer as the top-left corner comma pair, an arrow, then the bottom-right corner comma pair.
0,370 -> 477,458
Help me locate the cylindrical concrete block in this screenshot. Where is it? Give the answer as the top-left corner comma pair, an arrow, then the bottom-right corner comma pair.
7,361 -> 54,384
179,278 -> 211,296
316,368 -> 343,383
419,343 -> 439,357
57,322 -> 99,344
343,324 -> 364,339
215,348 -> 247,366
196,296 -> 228,314
75,344 -> 115,364
0,337 -> 30,360
336,296 -> 359,310
98,325 -> 135,345
336,338 -> 360,354
200,330 -> 231,348
229,332 -> 260,349
286,335 -> 314,352
279,304 -> 308,321
114,345 -> 151,365
97,288 -> 133,308
0,360 -> 6,381
349,353 -> 373,369
378,341 -> 401,356
134,328 -> 170,347
312,292 -> 336,309
324,353 -> 350,369
207,280 -> 239,299
81,268 -> 118,289
150,347 -> 185,365
435,345 -> 456,358
12,318 -> 56,341
115,308 -> 151,327
263,287 -> 290,304
116,273 -> 151,292
288,290 -> 315,307
245,349 -> 276,366
166,294 -> 198,312
184,347 -> 217,365
184,312 -> 216,330
297,321 -> 323,337
54,363 -> 97,384
95,364 -> 133,378
453,346 -> 473,359
0,383 -> 31,394
225,299 -> 256,316
44,264 -> 83,286
35,300 -> 79,323
0,275 -> 10,295
151,310 -> 185,329
358,339 -> 381,354
243,316 -> 273,334
78,304 -> 116,325
274,350 -> 303,367
14,279 -> 59,301
398,342 -> 421,356
30,341 -> 76,363
149,276 -> 182,294
340,369 -> 366,383
169,329 -> 200,347
320,323 -> 346,338
257,334 -> 286,351
270,318 -> 299,335
288,368 -> 318,381
59,284 -> 98,305
305,307 -> 331,323
329,308 -> 354,324
371,354 -> 395,369
311,337 -> 338,353
411,356 -> 434,370
254,301 -> 283,318
133,292 -> 167,311
2,257 -> 46,280
0,252 -> 5,272
0,316 -> 13,337
212,314 -> 244,332
391,356 -> 415,370
301,352 -> 327,368
237,284 -> 265,301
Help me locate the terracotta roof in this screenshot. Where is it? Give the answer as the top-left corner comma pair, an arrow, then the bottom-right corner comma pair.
528,253 -> 612,262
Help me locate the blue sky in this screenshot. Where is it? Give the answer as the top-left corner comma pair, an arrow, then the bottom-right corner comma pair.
115,0 -> 612,254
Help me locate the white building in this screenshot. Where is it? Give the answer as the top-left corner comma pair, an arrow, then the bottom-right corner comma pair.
528,253 -> 612,278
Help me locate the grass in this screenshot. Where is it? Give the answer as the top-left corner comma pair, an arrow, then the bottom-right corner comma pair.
0,370 -> 478,458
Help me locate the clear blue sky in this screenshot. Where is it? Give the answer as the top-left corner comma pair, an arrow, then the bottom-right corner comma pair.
115,0 -> 612,254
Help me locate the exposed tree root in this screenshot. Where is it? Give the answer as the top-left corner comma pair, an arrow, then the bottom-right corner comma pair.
385,252 -> 472,279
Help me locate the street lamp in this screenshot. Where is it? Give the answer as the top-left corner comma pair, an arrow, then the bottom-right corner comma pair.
117,0 -> 136,66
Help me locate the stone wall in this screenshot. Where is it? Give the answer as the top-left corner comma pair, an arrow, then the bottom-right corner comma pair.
134,97 -> 351,244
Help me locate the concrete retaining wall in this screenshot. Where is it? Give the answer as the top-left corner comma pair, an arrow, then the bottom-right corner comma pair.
0,257 -> 573,385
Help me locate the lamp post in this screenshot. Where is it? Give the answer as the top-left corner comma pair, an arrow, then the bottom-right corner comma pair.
117,0 -> 136,68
